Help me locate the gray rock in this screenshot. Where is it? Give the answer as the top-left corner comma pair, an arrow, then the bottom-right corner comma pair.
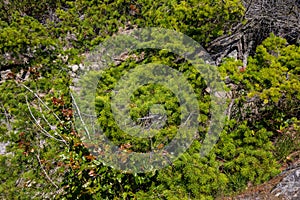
0,142 -> 9,155
271,168 -> 300,200
70,64 -> 79,72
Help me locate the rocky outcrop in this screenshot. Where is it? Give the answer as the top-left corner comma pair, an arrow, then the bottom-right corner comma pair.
272,167 -> 300,199
221,162 -> 300,200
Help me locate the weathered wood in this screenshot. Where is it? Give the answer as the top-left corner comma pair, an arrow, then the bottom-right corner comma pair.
207,0 -> 300,65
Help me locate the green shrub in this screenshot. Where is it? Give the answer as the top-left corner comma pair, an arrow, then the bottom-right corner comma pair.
1,0 -> 299,199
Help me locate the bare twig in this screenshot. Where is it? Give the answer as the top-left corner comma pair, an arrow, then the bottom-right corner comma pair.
227,99 -> 235,120
37,100 -> 67,144
35,153 -> 59,189
20,83 -> 63,124
182,112 -> 195,127
25,96 -> 67,145
70,92 -> 91,139
1,102 -> 12,131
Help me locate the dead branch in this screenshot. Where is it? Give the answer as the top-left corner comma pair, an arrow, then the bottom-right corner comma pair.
25,96 -> 67,145
35,152 -> 59,189
70,92 -> 91,139
207,0 -> 300,65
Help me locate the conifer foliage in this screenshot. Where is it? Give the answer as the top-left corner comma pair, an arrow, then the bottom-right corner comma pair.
0,0 -> 299,199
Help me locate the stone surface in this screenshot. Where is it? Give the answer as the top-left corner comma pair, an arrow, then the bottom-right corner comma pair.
221,163 -> 300,200
271,168 -> 300,200
0,142 -> 9,155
